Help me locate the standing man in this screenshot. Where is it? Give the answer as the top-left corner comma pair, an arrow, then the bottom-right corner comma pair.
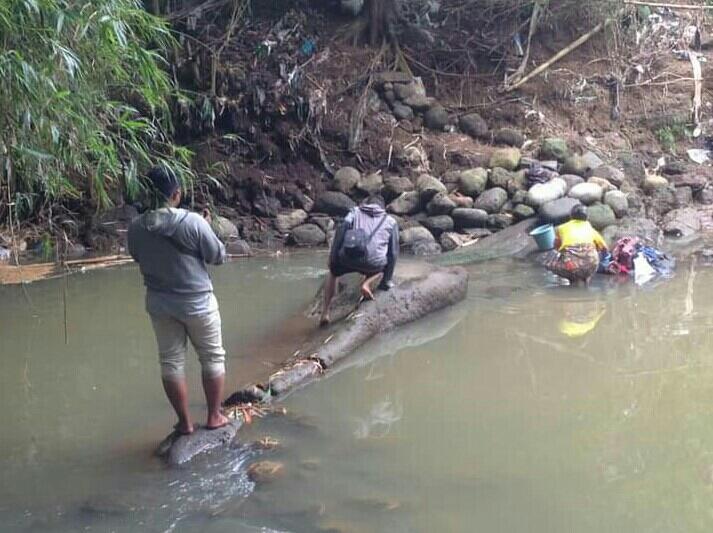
128,165 -> 229,435
320,194 -> 399,326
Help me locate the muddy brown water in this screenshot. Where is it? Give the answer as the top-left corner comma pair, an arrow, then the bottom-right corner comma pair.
2,251 -> 713,532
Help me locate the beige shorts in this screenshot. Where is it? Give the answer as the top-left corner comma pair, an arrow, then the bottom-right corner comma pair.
150,309 -> 226,380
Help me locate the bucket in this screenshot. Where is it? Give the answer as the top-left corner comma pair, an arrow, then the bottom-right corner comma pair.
529,224 -> 555,251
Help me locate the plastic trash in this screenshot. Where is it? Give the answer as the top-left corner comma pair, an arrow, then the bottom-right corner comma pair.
634,254 -> 657,286
300,38 -> 316,57
688,148 -> 711,165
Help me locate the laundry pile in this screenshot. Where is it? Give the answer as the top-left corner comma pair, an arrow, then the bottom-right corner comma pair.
599,237 -> 675,285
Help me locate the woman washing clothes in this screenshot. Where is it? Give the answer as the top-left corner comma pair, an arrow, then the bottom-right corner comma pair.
545,204 -> 608,286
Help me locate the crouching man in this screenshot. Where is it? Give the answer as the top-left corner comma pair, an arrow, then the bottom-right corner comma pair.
128,165 -> 229,435
320,195 -> 399,326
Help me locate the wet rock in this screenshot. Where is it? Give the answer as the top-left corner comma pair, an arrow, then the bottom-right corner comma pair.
560,174 -> 585,191
568,182 -> 603,205
527,177 -> 567,208
489,167 -> 514,189
459,113 -> 489,138
289,224 -> 326,246
392,102 -> 414,121
649,187 -> 678,216
357,173 -> 384,195
387,191 -> 421,215
698,187 -> 713,205
663,207 -> 701,238
513,204 -> 536,221
539,197 -> 582,225
333,166 -> 361,194
506,170 -> 528,196
383,89 -> 396,104
643,174 -> 669,193
672,172 -> 708,192
602,216 -> 662,246
275,209 -> 308,233
403,94 -> 436,111
449,193 -> 474,208
247,460 -> 285,484
462,228 -> 493,239
587,204 -> 616,230
426,192 -> 456,215
214,216 -> 239,242
458,168 -> 488,197
493,128 -> 525,148
412,240 -> 443,256
487,213 -> 513,230
399,226 -> 435,246
422,215 -> 454,237
309,215 -> 335,234
675,186 -> 693,207
440,232 -> 465,252
561,155 -> 589,176
383,176 -> 414,201
587,176 -> 616,192
589,165 -> 625,187
253,195 -> 282,218
314,192 -> 356,217
512,190 -> 528,205
539,138 -> 570,161
474,187 -> 508,214
63,243 -> 87,259
604,190 -> 629,218
423,105 -> 450,131
581,151 -> 605,171
226,239 -> 252,255
394,82 -> 418,100
489,148 -> 521,171
451,207 -> 488,229
441,170 -> 463,187
417,174 -> 447,202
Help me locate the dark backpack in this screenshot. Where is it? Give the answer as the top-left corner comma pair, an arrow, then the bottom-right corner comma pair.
339,212 -> 387,260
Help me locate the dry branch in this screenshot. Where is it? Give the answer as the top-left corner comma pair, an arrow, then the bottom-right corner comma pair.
624,1 -> 713,9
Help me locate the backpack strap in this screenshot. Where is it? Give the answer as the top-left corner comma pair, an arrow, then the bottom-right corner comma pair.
366,214 -> 388,244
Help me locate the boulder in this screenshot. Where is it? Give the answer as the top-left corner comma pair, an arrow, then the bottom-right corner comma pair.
394,82 -> 418,100
489,167 -> 514,189
214,216 -> 239,242
560,174 -> 585,191
247,461 -> 284,484
567,182 -> 603,205
604,190 -> 628,218
489,148 -> 521,171
226,239 -> 252,256
587,204 -> 616,230
422,215 -> 454,237
539,138 -> 570,161
387,191 -> 421,215
333,166 -> 361,194
403,94 -> 436,111
383,89 -> 396,104
587,176 -> 616,192
561,155 -> 590,176
274,209 -> 308,233
511,190 -> 528,205
506,170 -> 528,196
487,213 -> 513,230
493,128 -> 525,148
643,174 -> 669,193
423,106 -> 450,131
451,208 -> 488,229
527,177 -> 567,208
474,187 -> 508,214
383,176 -> 414,201
513,204 -> 536,221
649,187 -> 678,217
663,207 -> 701,238
539,197 -> 582,225
589,165 -> 625,187
399,226 -> 436,246
674,186 -> 693,207
426,192 -> 456,216
699,187 -> 713,205
253,196 -> 281,218
357,173 -> 384,195
602,216 -> 662,247
581,151 -> 605,171
309,215 -> 335,234
440,232 -> 466,252
293,191 -> 314,212
314,191 -> 356,217
392,102 -> 414,121
417,174 -> 447,201
412,240 -> 443,256
449,193 -> 474,209
289,224 -> 326,246
441,170 -> 463,187
459,113 -> 489,138
458,168 -> 488,197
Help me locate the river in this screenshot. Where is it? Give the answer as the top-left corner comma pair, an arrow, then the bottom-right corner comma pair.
1,252 -> 712,532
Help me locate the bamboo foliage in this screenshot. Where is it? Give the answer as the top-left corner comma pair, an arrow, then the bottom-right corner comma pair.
0,0 -> 193,222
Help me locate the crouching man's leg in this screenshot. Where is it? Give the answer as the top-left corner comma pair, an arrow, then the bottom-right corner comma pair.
360,272 -> 383,300
151,315 -> 194,435
187,310 -> 229,430
320,271 -> 338,327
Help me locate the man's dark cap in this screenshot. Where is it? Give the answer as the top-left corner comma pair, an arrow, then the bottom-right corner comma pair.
147,165 -> 180,199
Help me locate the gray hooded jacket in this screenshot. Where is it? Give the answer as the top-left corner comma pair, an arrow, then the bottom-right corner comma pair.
128,207 -> 226,317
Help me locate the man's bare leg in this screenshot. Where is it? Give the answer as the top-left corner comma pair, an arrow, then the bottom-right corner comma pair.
162,378 -> 194,435
203,373 -> 229,429
320,272 -> 337,326
360,273 -> 382,300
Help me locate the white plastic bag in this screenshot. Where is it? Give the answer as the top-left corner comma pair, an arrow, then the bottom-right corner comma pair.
634,254 -> 656,286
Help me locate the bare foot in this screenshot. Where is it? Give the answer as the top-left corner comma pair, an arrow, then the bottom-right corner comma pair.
206,412 -> 230,430
360,283 -> 374,300
319,315 -> 330,327
174,421 -> 194,436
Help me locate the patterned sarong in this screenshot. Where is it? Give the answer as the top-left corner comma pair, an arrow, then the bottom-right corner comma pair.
546,244 -> 599,283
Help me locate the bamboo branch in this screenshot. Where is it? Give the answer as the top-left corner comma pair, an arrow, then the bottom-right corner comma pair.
624,1 -> 713,9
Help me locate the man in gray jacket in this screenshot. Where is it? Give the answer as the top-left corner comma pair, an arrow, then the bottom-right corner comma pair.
320,195 -> 399,326
128,166 -> 229,435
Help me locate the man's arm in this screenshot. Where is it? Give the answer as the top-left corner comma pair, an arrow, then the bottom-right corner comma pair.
127,223 -> 139,262
195,216 -> 227,265
329,212 -> 353,268
379,223 -> 399,290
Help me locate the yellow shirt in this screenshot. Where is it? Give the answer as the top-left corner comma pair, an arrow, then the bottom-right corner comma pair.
556,219 -> 606,251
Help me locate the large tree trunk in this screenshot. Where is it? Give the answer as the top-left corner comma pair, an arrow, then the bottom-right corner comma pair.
368,0 -> 396,46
